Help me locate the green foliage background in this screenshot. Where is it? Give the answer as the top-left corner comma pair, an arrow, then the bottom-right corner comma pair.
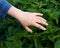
0,0 -> 60,48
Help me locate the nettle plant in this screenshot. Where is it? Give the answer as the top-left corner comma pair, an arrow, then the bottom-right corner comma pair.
0,0 -> 60,48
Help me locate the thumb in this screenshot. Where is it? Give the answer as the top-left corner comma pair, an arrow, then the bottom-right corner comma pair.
24,26 -> 33,33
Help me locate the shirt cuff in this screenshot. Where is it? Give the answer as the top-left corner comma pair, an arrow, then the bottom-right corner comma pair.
0,0 -> 12,19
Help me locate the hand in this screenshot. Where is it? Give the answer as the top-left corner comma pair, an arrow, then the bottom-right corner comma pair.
18,11 -> 48,33
8,6 -> 48,33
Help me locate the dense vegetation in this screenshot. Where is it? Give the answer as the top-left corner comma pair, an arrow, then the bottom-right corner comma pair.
0,0 -> 60,48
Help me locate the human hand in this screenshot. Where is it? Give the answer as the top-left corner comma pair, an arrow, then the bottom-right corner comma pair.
8,6 -> 48,33
18,12 -> 48,33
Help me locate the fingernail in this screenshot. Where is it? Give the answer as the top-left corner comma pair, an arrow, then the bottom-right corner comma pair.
46,23 -> 48,26
43,28 -> 46,30
30,31 -> 33,33
40,14 -> 43,16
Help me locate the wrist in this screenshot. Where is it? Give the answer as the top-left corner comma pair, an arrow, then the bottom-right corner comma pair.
8,6 -> 23,20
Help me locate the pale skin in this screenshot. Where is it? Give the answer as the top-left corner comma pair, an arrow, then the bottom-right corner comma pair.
8,6 -> 48,33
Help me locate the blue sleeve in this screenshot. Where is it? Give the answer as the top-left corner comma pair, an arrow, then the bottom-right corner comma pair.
0,0 -> 12,19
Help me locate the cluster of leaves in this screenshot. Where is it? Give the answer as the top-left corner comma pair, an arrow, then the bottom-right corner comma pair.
0,0 -> 60,48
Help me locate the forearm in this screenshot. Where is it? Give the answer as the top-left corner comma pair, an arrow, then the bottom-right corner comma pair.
7,6 -> 23,20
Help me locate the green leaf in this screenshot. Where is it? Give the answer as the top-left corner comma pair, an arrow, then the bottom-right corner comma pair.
5,40 -> 23,48
33,35 -> 43,48
55,39 -> 60,48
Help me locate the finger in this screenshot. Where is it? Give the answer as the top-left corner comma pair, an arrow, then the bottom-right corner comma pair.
32,13 -> 43,16
34,23 -> 46,30
36,16 -> 47,22
36,19 -> 48,26
25,26 -> 33,33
